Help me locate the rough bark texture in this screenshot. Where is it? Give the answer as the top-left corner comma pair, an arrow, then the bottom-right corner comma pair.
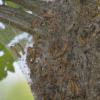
26,0 -> 100,100
0,0 -> 100,100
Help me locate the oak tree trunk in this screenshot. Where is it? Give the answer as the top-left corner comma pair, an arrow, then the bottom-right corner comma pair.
0,0 -> 100,100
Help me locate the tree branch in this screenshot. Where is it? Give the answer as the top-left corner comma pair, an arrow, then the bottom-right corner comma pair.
0,5 -> 43,34
6,0 -> 47,14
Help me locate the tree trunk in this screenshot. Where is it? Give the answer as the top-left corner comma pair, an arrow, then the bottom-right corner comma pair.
0,0 -> 100,100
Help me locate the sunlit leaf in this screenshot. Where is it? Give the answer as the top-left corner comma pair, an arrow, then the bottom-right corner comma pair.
5,1 -> 19,8
5,0 -> 25,11
0,42 -> 15,80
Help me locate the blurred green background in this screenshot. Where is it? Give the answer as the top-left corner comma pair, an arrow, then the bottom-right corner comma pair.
0,24 -> 34,100
0,1 -> 34,99
0,72 -> 34,100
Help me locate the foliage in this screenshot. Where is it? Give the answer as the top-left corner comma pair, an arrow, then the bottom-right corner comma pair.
0,42 -> 15,80
5,1 -> 19,8
0,23 -> 21,80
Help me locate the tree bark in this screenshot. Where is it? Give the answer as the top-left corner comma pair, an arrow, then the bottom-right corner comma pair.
0,0 -> 100,100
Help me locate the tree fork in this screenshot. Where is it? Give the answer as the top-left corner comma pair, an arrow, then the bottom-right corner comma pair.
0,5 -> 44,34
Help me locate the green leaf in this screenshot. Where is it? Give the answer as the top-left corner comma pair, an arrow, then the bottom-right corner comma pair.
5,1 -> 19,8
0,42 -> 15,80
5,1 -> 25,11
